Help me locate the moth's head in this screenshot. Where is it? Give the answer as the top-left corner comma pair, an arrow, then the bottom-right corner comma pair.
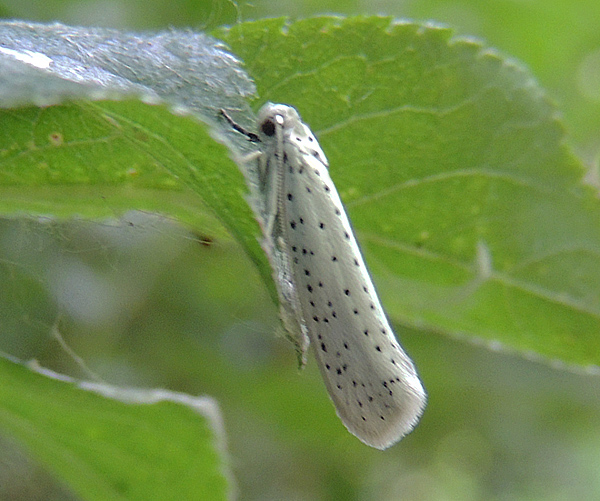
256,103 -> 329,167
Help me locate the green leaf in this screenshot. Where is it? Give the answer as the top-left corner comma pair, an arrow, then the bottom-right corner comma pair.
0,20 -> 276,298
0,356 -> 231,500
219,16 -> 600,367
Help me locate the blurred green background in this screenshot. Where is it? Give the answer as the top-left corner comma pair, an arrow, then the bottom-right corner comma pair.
1,1 -> 600,500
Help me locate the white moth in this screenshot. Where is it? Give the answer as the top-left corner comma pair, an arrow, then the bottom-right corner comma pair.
224,103 -> 426,449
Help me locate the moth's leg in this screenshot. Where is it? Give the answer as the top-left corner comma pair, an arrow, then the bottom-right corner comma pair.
263,169 -> 278,238
231,152 -> 260,177
274,234 -> 309,366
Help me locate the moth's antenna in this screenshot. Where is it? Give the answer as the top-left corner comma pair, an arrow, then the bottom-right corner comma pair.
220,109 -> 260,143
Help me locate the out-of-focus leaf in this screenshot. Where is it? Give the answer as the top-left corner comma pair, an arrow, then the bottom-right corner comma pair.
0,356 -> 232,500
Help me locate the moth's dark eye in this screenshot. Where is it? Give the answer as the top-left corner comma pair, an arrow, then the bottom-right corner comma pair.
261,119 -> 276,137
